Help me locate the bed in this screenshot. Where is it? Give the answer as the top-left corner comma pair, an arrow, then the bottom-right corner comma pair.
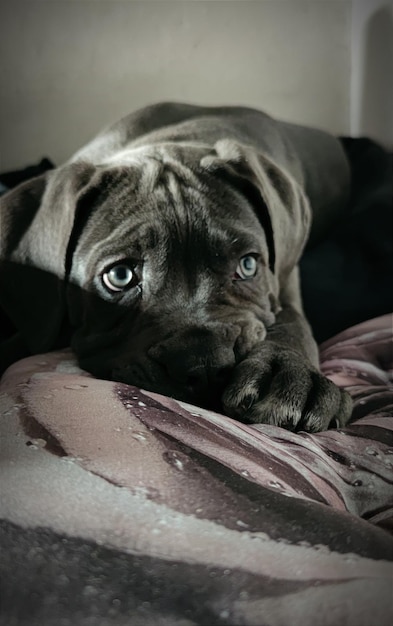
0,139 -> 392,625
1,314 -> 392,626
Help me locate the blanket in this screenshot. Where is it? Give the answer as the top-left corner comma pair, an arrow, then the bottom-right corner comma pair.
1,314 -> 392,626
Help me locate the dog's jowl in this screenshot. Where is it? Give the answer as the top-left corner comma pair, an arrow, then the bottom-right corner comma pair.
0,102 -> 353,431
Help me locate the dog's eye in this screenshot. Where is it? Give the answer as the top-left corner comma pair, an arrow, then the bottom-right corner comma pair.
102,264 -> 136,292
234,255 -> 258,280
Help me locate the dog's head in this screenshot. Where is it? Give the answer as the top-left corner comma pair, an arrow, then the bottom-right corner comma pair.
0,141 -> 311,408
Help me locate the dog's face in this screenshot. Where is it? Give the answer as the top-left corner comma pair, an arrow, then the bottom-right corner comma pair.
1,140 -> 310,413
67,145 -> 283,408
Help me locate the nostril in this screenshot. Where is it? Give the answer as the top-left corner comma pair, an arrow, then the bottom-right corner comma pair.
148,337 -> 236,401
185,366 -> 232,394
185,368 -> 209,394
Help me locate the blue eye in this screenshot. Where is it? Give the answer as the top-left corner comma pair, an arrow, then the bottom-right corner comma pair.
234,255 -> 258,280
102,264 -> 135,292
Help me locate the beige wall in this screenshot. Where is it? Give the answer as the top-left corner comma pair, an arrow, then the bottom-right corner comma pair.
350,0 -> 393,146
0,1 -> 354,170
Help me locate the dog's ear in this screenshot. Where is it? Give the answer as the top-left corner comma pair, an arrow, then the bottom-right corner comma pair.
201,139 -> 312,281
0,163 -> 95,359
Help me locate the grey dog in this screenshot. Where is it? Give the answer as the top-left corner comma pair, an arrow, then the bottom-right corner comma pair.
0,102 -> 353,431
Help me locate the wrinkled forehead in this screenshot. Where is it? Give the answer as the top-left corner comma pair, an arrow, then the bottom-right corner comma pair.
72,151 -> 265,266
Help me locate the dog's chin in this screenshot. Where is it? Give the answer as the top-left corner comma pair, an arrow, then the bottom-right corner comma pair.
172,389 -> 225,414
76,355 -> 227,414
112,369 -> 226,415
76,357 -> 112,381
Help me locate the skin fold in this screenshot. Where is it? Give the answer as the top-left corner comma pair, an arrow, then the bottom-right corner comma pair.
0,102 -> 353,431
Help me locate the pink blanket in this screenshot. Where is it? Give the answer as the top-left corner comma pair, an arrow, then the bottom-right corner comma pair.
1,315 -> 392,625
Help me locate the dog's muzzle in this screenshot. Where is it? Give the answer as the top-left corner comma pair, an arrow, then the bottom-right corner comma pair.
112,318 -> 267,409
148,325 -> 237,397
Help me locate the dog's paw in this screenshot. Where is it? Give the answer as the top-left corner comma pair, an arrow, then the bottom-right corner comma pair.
222,343 -> 352,432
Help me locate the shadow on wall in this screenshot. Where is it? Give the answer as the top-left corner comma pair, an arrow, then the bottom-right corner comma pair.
361,5 -> 393,147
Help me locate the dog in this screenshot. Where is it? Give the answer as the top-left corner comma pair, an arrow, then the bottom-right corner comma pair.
0,102 -> 353,431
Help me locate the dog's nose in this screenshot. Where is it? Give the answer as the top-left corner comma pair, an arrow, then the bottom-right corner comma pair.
181,363 -> 232,397
148,328 -> 236,398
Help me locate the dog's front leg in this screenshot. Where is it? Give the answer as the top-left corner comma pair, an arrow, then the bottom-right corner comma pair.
222,269 -> 352,432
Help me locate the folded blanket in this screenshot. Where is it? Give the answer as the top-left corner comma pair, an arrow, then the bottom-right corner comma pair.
1,315 -> 392,626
